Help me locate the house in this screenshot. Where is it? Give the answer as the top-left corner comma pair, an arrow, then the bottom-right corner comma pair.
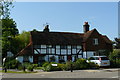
16,22 -> 112,65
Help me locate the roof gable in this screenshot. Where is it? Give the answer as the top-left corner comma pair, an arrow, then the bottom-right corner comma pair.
83,29 -> 100,42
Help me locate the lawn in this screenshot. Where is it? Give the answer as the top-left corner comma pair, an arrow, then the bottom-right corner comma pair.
0,70 -> 38,73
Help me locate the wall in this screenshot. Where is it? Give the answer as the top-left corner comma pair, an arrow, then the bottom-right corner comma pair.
83,51 -> 94,59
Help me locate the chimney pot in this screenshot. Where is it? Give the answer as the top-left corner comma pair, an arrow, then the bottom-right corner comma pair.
43,25 -> 49,32
83,22 -> 90,33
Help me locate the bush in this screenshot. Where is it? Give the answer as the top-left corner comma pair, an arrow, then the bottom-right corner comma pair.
42,62 -> 49,67
109,49 -> 120,68
88,62 -> 99,69
35,67 -> 43,69
4,59 -> 21,69
22,63 -> 38,71
42,62 -> 61,71
74,58 -> 89,70
58,63 -> 66,71
18,64 -> 23,70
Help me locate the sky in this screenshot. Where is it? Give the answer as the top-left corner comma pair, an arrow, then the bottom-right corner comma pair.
10,2 -> 118,40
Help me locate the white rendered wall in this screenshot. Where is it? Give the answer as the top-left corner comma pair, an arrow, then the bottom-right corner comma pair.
64,56 -> 67,62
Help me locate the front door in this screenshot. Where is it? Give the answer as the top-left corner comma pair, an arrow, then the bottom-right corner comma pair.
67,55 -> 72,61
33,55 -> 38,64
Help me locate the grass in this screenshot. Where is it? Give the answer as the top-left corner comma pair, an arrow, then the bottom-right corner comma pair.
0,70 -> 38,73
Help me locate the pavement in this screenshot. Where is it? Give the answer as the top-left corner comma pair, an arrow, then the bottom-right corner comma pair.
0,68 -> 119,79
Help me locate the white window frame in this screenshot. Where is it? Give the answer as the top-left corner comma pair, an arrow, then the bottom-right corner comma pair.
93,38 -> 99,45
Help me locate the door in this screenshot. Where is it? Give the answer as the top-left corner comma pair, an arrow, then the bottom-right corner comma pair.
67,55 -> 72,61
33,55 -> 38,64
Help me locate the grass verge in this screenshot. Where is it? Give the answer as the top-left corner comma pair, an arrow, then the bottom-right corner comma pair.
0,70 -> 37,73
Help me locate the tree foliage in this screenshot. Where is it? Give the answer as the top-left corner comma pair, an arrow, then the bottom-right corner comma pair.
0,0 -> 14,19
114,38 -> 120,49
109,49 -> 120,68
1,0 -> 19,58
2,18 -> 19,58
15,31 -> 30,52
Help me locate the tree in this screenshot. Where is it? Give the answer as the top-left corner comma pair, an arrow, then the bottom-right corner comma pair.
15,31 -> 30,52
0,0 -> 14,19
1,0 -> 19,58
2,18 -> 19,57
114,38 -> 120,49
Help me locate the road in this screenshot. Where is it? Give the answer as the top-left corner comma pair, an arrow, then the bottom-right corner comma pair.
1,68 -> 119,79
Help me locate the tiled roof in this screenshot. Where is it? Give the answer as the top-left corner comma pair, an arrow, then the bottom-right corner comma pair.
102,35 -> 112,44
83,29 -> 96,42
31,31 -> 84,45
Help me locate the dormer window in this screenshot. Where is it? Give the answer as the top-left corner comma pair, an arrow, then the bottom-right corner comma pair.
93,38 -> 98,45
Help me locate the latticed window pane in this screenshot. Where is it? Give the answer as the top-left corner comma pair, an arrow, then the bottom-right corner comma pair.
41,45 -> 46,48
56,49 -> 60,54
41,49 -> 46,54
68,49 -> 71,54
72,49 -> 76,54
61,50 -> 66,54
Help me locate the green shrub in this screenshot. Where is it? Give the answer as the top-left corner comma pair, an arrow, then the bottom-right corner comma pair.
42,62 -> 61,71
42,62 -> 49,67
88,62 -> 99,69
33,64 -> 38,68
64,61 -> 72,71
109,49 -> 120,68
74,58 -> 89,70
58,63 -> 66,71
22,63 -> 38,71
18,65 -> 23,70
4,59 -> 21,69
27,65 -> 34,71
35,67 -> 43,69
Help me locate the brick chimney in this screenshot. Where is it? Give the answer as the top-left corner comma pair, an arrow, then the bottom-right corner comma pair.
83,22 -> 90,33
43,25 -> 49,32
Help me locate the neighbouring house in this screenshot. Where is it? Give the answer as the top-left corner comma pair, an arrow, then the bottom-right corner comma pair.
16,22 -> 112,65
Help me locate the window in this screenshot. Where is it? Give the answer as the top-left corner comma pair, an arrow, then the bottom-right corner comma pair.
68,49 -> 71,54
59,56 -> 64,60
61,49 -> 66,54
41,49 -> 46,54
77,45 -> 81,49
34,49 -> 40,54
67,45 -> 71,49
72,45 -> 77,49
41,45 -> 46,48
72,49 -> 76,54
56,45 -> 60,48
56,49 -> 60,54
23,56 -> 29,62
61,45 -> 67,49
47,45 -> 52,48
52,49 -> 55,54
93,38 -> 98,45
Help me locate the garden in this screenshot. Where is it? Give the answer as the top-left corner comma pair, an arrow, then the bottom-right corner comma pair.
2,58 -> 99,72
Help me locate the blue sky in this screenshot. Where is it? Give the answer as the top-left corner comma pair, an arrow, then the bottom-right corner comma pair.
10,2 -> 118,40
